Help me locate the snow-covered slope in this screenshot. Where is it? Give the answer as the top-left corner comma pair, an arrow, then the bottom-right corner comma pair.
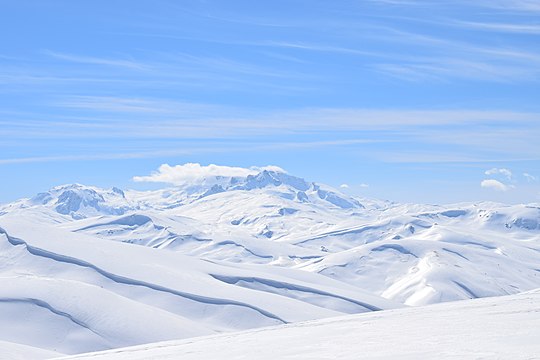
2,171 -> 540,307
1,169 -> 540,357
0,217 -> 397,357
298,203 -> 540,305
3,172 -> 540,305
0,341 -> 61,360
55,289 -> 540,360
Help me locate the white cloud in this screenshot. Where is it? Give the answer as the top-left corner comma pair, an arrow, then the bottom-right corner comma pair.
340,183 -> 369,189
474,0 -> 540,11
256,165 -> 287,173
524,173 -> 537,182
133,163 -> 285,185
4,104 -> 540,166
44,50 -> 147,70
485,168 -> 513,179
457,21 -> 540,34
480,179 -> 513,192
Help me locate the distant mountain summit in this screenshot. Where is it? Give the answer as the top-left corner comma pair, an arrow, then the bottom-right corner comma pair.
29,184 -> 133,219
184,169 -> 362,209
11,170 -> 361,219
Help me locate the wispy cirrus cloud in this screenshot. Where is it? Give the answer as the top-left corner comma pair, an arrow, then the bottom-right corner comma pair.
0,139 -> 383,165
2,101 -> 538,165
104,4 -> 540,84
364,25 -> 540,82
264,41 -> 388,58
374,57 -> 540,82
6,102 -> 539,138
473,0 -> 540,11
2,46 -> 315,95
266,28 -> 540,83
396,0 -> 540,11
44,50 -> 149,70
0,151 -> 196,165
455,21 -> 540,34
55,96 -> 228,115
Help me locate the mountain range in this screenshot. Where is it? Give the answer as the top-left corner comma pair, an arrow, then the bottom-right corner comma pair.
1,169 -> 539,358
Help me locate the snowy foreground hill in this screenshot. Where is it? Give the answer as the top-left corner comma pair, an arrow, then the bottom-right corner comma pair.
1,169 -> 540,358
57,289 -> 540,360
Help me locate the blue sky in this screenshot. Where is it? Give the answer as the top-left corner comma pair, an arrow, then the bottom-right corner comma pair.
1,0 -> 539,204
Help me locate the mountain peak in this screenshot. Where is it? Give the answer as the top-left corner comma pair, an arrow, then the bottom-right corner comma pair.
29,184 -> 132,219
240,170 -> 310,191
17,169 -> 362,219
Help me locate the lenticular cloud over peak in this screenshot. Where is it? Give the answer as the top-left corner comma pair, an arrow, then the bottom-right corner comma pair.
133,163 -> 286,185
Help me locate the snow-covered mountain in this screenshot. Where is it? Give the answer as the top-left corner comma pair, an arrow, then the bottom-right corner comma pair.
1,169 -> 540,358
3,170 -> 361,220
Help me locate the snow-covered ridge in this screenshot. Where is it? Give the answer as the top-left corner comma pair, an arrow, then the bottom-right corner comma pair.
29,184 -> 132,219
2,170 -> 361,220
0,221 -> 398,357
1,172 -> 540,307
1,169 -> 540,358
133,169 -> 363,211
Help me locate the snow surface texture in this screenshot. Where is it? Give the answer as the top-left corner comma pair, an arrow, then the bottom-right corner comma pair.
0,216 -> 396,356
1,169 -> 540,357
56,289 -> 540,360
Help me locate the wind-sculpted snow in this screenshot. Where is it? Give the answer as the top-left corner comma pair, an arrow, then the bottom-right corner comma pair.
55,290 -> 540,360
301,222 -> 540,305
2,178 -> 540,308
0,229 -> 289,324
1,170 -> 540,357
0,219 -> 396,357
210,275 -> 383,312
